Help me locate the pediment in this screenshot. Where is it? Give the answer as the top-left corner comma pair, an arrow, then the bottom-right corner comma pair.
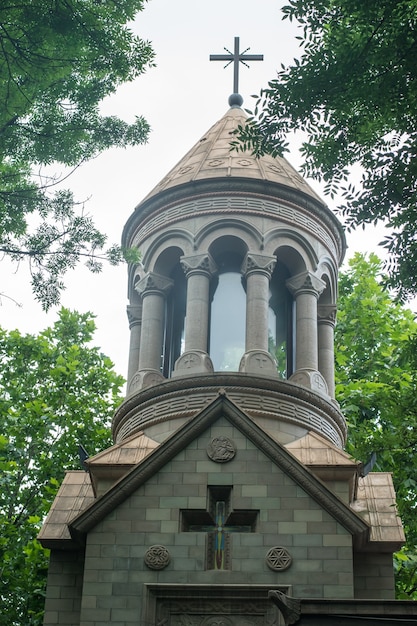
69,394 -> 369,545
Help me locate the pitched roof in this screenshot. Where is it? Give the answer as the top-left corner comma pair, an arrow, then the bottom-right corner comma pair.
68,395 -> 369,546
37,471 -> 94,548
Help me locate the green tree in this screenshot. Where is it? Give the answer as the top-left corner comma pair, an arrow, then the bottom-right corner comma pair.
335,253 -> 417,598
0,308 -> 124,625
237,0 -> 417,299
0,1 -> 154,309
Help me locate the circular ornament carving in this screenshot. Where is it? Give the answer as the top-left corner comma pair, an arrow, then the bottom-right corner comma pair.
236,158 -> 252,166
178,165 -> 193,174
202,618 -> 233,626
144,545 -> 171,570
207,159 -> 225,167
266,546 -> 292,571
207,436 -> 236,463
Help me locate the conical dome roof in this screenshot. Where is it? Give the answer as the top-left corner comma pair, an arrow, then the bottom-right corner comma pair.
141,105 -> 323,205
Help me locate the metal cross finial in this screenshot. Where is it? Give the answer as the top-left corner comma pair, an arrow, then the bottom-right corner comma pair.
210,36 -> 263,95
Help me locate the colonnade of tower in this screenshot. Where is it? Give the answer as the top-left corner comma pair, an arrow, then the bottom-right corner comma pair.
113,105 -> 346,449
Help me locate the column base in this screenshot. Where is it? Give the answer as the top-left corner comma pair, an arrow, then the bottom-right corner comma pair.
289,368 -> 329,396
127,369 -> 165,395
172,350 -> 214,377
239,350 -> 278,375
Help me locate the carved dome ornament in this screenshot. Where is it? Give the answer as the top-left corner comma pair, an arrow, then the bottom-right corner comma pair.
265,546 -> 293,571
144,545 -> 171,570
207,436 -> 236,463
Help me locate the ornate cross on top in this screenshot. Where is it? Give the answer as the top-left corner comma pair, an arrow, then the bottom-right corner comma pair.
182,486 -> 258,570
210,36 -> 263,95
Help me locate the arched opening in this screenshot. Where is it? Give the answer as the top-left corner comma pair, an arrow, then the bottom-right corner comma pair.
154,247 -> 187,377
268,261 -> 294,378
209,237 -> 247,371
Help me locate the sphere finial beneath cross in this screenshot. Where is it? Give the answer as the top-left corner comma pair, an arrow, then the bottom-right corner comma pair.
228,93 -> 244,108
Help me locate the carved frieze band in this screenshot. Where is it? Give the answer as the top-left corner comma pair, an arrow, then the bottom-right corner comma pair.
180,253 -> 218,277
115,385 -> 346,446
135,272 -> 174,297
131,196 -> 340,261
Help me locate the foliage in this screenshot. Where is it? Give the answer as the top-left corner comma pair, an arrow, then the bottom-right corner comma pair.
236,0 -> 417,299
0,1 -> 153,308
334,253 -> 417,597
0,308 -> 124,625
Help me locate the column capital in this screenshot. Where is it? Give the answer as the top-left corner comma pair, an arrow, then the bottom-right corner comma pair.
126,304 -> 142,328
318,304 -> 337,326
286,271 -> 325,298
241,253 -> 276,278
135,272 -> 174,297
180,253 -> 217,277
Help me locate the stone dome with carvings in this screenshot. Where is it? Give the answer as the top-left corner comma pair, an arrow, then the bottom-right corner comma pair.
140,105 -> 323,205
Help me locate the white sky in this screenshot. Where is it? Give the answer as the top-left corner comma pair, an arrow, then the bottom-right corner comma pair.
0,0 -> 398,381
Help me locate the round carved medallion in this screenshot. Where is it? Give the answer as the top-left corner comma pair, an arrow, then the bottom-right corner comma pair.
265,546 -> 292,571
206,436 -> 236,463
144,545 -> 171,570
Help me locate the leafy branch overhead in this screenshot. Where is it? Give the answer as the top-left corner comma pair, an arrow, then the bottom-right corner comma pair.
0,1 -> 153,308
236,0 -> 417,299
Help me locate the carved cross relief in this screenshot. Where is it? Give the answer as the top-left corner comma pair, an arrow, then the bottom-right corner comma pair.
181,486 -> 258,570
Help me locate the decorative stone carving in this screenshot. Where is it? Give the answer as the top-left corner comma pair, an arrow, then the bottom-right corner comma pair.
317,303 -> 337,326
131,195 -> 343,264
241,253 -> 276,278
289,369 -> 329,396
173,351 -> 214,376
268,590 -> 301,625
180,253 -> 217,277
207,436 -> 236,463
135,272 -> 174,297
207,159 -> 225,167
239,350 -> 278,375
126,304 -> 142,329
144,545 -> 171,570
127,369 -> 165,395
266,547 -> 293,572
286,271 -> 326,297
114,375 -> 347,446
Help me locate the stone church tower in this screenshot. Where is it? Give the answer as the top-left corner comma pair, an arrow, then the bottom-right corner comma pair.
40,66 -> 415,624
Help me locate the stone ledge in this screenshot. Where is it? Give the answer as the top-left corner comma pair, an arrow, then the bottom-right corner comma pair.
113,373 -> 347,447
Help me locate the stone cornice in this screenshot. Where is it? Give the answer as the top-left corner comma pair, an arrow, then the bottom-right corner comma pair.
122,181 -> 346,265
70,395 -> 368,545
112,373 -> 347,444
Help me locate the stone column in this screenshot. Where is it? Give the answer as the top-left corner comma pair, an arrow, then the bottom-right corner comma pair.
126,304 -> 142,390
318,304 -> 337,398
129,272 -> 173,392
239,253 -> 278,375
173,254 -> 217,376
286,272 -> 329,396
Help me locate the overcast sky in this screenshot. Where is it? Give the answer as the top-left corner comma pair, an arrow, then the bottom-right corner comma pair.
1,0 -> 395,381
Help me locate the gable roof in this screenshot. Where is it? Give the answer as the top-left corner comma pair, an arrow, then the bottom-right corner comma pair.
69,394 -> 369,546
